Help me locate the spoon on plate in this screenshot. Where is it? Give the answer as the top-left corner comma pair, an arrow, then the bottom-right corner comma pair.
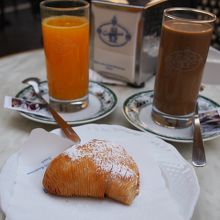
22,77 -> 81,144
192,102 -> 206,167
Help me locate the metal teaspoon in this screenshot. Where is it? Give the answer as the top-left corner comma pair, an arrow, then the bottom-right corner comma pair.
192,102 -> 206,167
22,77 -> 81,144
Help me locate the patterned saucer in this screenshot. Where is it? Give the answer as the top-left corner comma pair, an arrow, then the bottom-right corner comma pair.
16,81 -> 117,125
123,90 -> 220,143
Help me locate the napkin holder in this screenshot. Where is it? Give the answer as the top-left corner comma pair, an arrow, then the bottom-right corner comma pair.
91,0 -> 194,87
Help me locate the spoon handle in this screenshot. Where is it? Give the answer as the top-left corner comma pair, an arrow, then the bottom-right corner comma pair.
192,103 -> 206,167
39,95 -> 81,144
48,104 -> 81,143
22,77 -> 81,144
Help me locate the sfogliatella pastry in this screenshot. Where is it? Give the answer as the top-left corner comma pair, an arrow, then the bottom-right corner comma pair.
43,139 -> 140,205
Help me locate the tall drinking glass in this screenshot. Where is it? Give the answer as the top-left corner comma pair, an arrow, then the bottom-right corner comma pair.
40,0 -> 90,112
152,8 -> 216,128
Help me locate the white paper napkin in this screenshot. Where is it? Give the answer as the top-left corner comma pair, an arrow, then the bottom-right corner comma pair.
0,128 -> 184,220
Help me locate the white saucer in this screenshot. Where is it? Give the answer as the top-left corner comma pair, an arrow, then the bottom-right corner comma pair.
123,90 -> 220,143
16,81 -> 117,125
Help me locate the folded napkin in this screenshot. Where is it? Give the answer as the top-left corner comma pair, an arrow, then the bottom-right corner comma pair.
0,127 -> 188,220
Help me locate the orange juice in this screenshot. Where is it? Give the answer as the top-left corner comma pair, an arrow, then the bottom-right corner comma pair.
42,15 -> 89,100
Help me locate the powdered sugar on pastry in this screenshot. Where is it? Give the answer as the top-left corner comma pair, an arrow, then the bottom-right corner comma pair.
63,139 -> 136,179
43,139 -> 140,205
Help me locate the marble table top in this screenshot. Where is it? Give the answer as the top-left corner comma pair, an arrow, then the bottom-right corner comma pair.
0,49 -> 220,220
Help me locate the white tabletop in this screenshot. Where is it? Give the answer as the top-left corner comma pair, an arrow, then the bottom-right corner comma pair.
0,49 -> 220,220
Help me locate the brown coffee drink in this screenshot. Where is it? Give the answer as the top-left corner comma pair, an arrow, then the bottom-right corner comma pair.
153,20 -> 213,116
152,8 -> 216,128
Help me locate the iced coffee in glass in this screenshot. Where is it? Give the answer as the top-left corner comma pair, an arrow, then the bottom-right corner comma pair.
152,8 -> 216,128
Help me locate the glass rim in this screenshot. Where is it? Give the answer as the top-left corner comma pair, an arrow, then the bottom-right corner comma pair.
164,7 -> 216,24
40,0 -> 89,11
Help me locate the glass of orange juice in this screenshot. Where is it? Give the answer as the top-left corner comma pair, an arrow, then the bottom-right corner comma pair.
40,0 -> 89,112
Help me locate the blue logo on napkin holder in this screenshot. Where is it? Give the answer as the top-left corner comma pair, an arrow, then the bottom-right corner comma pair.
97,16 -> 131,47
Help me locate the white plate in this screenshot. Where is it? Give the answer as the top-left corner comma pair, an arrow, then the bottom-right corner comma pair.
15,81 -> 117,125
0,124 -> 199,220
123,90 -> 220,143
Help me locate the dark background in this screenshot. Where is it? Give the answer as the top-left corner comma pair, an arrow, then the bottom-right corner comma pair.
0,0 -> 42,57
0,0 -> 219,57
